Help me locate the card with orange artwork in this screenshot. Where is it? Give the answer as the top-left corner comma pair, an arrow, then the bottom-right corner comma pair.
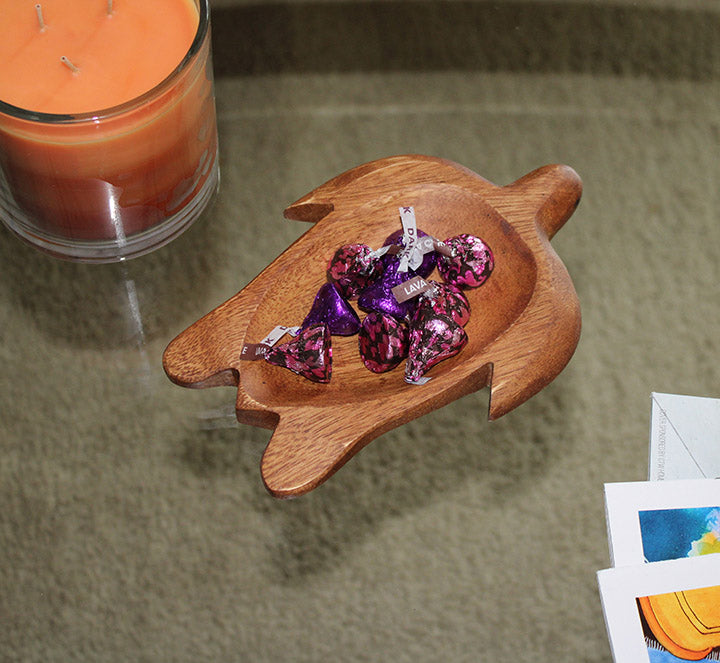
598,554 -> 720,662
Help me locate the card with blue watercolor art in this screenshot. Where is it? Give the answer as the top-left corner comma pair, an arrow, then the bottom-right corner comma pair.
605,479 -> 720,567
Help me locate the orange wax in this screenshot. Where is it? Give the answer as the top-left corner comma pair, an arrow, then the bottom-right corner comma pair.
0,0 -> 219,251
0,0 -> 198,115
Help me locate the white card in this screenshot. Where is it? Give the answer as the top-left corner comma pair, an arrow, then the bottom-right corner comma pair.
598,555 -> 720,662
605,479 -> 720,567
649,393 -> 720,481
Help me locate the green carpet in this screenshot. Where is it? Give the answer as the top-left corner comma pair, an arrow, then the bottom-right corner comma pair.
2,2 -> 720,661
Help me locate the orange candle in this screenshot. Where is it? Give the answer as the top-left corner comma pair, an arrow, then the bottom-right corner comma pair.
0,0 -> 219,261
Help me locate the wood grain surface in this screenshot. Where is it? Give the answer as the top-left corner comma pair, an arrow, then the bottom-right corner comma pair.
163,155 -> 582,497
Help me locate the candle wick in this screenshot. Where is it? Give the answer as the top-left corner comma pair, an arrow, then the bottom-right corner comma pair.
107,0 -> 113,15
60,56 -> 80,75
35,4 -> 46,32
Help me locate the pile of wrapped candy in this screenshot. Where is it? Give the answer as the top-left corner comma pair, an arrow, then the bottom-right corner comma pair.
262,208 -> 494,385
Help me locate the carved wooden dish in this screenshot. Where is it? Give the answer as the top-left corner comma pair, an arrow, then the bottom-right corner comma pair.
163,155 -> 582,498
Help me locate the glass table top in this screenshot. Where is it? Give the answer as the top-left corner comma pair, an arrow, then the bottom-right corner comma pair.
3,2 -> 720,660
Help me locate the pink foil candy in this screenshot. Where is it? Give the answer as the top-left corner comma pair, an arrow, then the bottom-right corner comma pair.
438,233 -> 494,288
264,323 -> 332,383
416,281 -> 471,327
358,311 -> 409,373
327,243 -> 383,299
301,282 -> 361,336
405,310 -> 468,383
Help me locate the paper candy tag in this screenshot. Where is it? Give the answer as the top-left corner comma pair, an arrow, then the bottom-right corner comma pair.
371,207 -> 449,269
239,344 -> 270,361
405,375 -> 432,385
433,239 -> 454,257
398,207 -> 452,271
391,275 -> 432,303
240,325 -> 300,361
369,244 -> 398,260
397,207 -> 420,272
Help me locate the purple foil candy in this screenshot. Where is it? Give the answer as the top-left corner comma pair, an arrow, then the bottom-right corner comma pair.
327,243 -> 383,299
301,282 -> 361,336
357,259 -> 417,320
382,228 -> 436,278
417,281 -> 471,327
437,233 -> 494,288
405,311 -> 468,382
264,323 -> 332,383
358,312 -> 409,373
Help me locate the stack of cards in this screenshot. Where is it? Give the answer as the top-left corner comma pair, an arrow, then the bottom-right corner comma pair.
598,393 -> 720,662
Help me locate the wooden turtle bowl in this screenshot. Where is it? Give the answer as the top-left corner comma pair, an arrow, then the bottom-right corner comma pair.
163,155 -> 582,498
